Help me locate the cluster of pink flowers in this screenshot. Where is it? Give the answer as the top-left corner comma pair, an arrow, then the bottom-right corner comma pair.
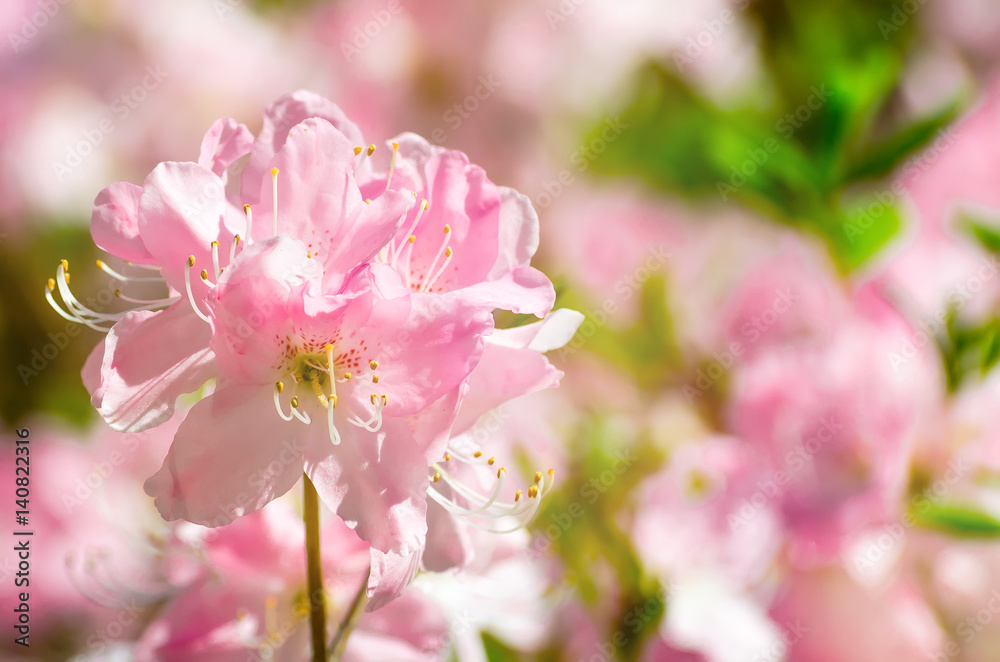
46,91 -> 581,610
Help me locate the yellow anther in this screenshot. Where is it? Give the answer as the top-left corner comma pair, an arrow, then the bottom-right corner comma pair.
64,272 -> 71,285
515,491 -> 523,502
343,372 -> 352,380
488,456 -> 495,466
235,234 -> 241,245
391,141 -> 399,150
306,252 -> 312,258
371,393 -> 377,405
330,394 -> 337,408
276,381 -> 284,394
444,247 -> 453,257
211,240 -> 219,248
548,469 -> 555,479
444,453 -> 451,461
534,472 -> 543,484
354,146 -> 363,155
372,375 -> 380,384
432,473 -> 441,483
187,255 -> 196,267
271,167 -> 279,177
95,259 -> 104,269
47,278 -> 55,291
369,360 -> 379,370
114,288 -> 122,297
528,485 -> 539,498
366,144 -> 376,156
243,204 -> 251,213
200,269 -> 209,280
408,235 -> 416,244
60,259 -> 69,271
381,394 -> 387,406
497,467 -> 505,479
473,451 -> 483,458
325,343 -> 334,352
291,396 -> 299,408
443,224 -> 451,234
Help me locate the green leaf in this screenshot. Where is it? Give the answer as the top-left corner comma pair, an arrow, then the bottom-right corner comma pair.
911,503 -> 1000,538
962,216 -> 1000,256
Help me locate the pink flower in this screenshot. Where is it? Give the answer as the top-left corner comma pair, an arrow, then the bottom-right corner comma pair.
50,91 -> 567,601
134,502 -> 449,662
358,132 -> 555,317
728,286 -> 941,561
768,565 -> 944,662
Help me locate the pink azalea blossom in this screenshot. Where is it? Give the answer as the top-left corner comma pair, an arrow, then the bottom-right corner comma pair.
768,565 -> 944,662
728,285 -> 943,562
134,501 -> 449,662
51,91 -> 570,603
1,421 -> 175,658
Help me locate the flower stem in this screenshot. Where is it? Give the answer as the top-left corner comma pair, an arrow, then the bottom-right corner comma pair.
329,569 -> 371,661
303,473 -> 327,662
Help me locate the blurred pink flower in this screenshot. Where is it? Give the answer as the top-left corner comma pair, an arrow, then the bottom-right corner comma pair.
768,565 -> 944,662
134,501 -> 448,661
729,286 -> 943,562
1,421 -> 175,658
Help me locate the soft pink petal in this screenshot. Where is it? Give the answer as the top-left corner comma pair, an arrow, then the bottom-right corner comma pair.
253,118 -> 412,289
421,498 -> 474,572
209,235 -> 323,384
138,162 -> 243,296
367,547 -> 422,610
490,186 -> 541,278
382,133 -> 501,290
446,265 -> 555,317
95,303 -> 215,432
144,382 -> 306,526
90,181 -> 155,264
243,90 -> 364,198
197,117 -> 254,178
490,308 -> 584,351
453,343 -> 562,436
81,336 -> 106,397
346,590 -> 449,661
346,293 -> 494,417
304,417 -> 428,555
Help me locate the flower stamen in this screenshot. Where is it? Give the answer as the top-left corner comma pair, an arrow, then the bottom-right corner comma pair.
183,256 -> 212,324
270,168 -> 280,237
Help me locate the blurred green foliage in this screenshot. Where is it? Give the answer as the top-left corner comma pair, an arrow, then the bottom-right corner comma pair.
587,0 -> 964,272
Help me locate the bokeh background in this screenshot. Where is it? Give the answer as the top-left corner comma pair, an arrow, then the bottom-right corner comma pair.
5,0 -> 1000,660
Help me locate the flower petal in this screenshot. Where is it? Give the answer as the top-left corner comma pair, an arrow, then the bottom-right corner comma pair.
347,589 -> 449,661
346,293 -> 494,416
489,308 -> 584,351
243,90 -> 364,199
254,118 -> 412,289
95,303 -> 216,432
208,235 -> 323,384
197,117 -> 254,178
444,265 -> 555,317
420,498 -> 474,572
490,186 -> 541,278
452,343 -> 563,436
366,546 -> 422,611
144,382 -> 307,526
304,417 -> 428,555
138,162 -> 243,295
90,181 -> 155,264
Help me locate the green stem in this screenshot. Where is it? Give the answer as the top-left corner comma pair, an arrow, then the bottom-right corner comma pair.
303,473 -> 327,662
328,569 -> 371,661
